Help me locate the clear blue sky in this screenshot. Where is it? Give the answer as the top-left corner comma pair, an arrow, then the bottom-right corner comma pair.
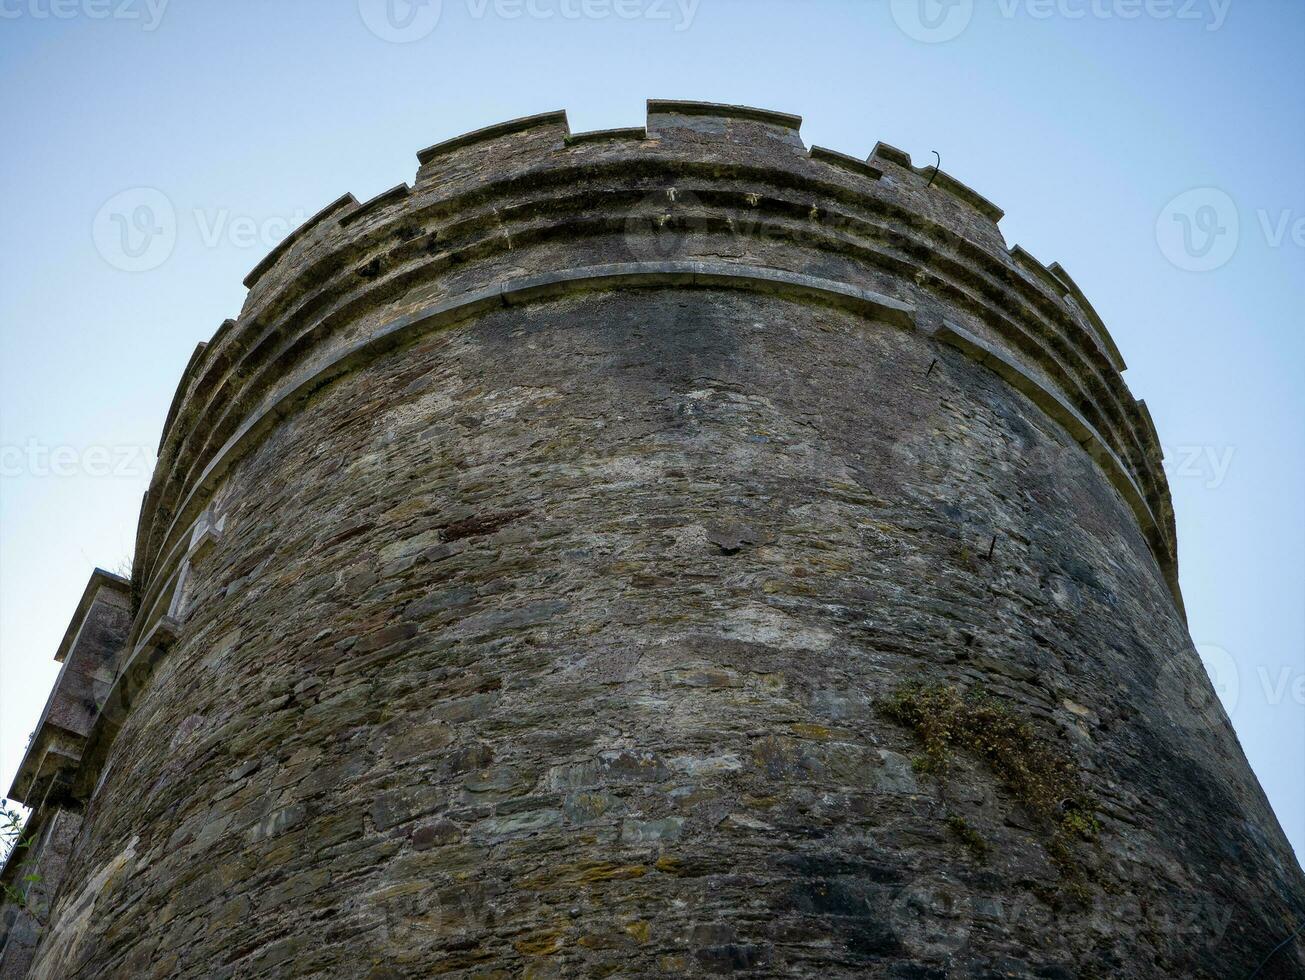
1,1 -> 1301,858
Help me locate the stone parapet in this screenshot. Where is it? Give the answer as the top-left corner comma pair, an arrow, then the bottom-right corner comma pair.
134,103 -> 1179,653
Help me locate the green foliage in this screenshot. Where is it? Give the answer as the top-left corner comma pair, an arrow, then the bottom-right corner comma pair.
910,753 -> 942,777
883,682 -> 1099,896
1,804 -> 47,928
1061,809 -> 1100,841
945,813 -> 990,862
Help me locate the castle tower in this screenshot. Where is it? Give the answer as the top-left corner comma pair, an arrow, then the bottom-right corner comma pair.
3,103 -> 1302,978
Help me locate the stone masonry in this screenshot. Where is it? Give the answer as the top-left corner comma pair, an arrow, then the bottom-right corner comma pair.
2,102 -> 1302,978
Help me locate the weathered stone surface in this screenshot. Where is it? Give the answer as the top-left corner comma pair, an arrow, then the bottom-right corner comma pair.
4,103 -> 1302,978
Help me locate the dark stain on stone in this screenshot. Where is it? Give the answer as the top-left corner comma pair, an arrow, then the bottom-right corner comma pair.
441,509 -> 528,542
705,520 -> 773,554
694,943 -> 772,973
318,521 -> 375,550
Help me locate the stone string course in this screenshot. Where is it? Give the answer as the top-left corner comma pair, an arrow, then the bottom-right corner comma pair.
2,102 -> 1301,978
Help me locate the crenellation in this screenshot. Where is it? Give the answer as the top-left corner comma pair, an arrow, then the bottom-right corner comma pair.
646,99 -> 807,156
414,109 -> 570,166
645,98 -> 803,131
808,145 -> 884,183
337,183 -> 411,229
1048,260 -> 1128,373
241,192 -> 358,290
869,140 -> 912,168
914,162 -> 1005,224
1009,244 -> 1068,298
564,126 -> 648,146
99,108 -> 1184,668
412,111 -> 572,200
136,113 -> 1177,618
1135,399 -> 1164,463
155,342 -> 209,455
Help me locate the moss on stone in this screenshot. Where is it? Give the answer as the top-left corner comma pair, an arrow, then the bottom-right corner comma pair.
883,682 -> 1099,893
945,813 -> 989,862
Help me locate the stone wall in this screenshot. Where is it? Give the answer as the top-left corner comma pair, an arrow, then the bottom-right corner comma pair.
6,103 -> 1302,977
0,810 -> 84,978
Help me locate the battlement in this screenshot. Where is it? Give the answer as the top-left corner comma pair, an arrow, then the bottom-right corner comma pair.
125,103 -> 1179,751
565,126 -> 649,146
415,109 -> 570,165
646,98 -> 804,130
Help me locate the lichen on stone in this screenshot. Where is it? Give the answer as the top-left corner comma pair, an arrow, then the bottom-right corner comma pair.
883,681 -> 1099,891
945,813 -> 990,862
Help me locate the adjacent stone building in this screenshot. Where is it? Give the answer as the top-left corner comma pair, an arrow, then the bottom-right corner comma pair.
2,102 -> 1302,978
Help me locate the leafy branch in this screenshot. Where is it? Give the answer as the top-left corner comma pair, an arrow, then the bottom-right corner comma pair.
1,804 -> 47,928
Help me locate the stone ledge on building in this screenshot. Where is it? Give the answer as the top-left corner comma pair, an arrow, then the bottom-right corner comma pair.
6,570 -> 131,812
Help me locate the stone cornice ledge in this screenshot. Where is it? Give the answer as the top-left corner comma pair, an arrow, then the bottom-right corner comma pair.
936,320 -> 1183,620
52,570 -> 129,664
9,570 -> 130,804
416,110 -> 570,165
646,100 -> 803,130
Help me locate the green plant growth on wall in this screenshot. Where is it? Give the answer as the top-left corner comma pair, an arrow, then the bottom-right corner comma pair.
1,804 -> 47,929
883,682 -> 1100,899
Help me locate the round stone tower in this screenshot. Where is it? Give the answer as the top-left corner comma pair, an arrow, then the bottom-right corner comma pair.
5,102 -> 1302,978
